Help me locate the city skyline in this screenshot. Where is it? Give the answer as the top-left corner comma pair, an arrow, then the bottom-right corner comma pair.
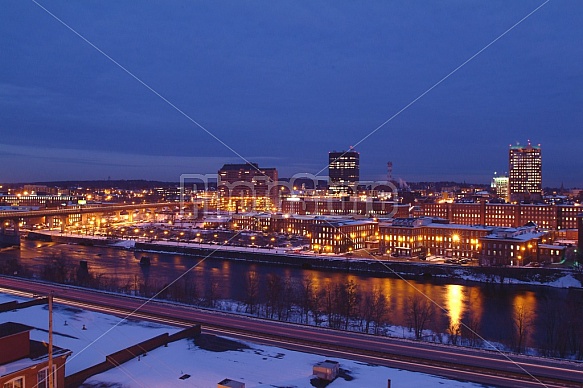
1,1 -> 582,186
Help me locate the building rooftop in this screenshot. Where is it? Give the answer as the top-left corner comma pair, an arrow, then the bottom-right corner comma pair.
509,142 -> 541,150
1,340 -> 70,377
323,220 -> 375,227
539,244 -> 566,250
0,322 -> 33,339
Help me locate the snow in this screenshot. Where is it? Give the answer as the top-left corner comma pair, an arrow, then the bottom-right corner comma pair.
547,274 -> 582,288
0,294 -> 179,375
109,239 -> 136,249
0,292 -> 486,387
457,271 -> 582,289
85,337 -> 485,388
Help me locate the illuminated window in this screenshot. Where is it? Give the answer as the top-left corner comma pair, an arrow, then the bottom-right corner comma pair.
3,377 -> 24,388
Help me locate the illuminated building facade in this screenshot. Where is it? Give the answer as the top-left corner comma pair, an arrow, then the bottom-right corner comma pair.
379,218 -> 492,259
217,163 -> 278,212
231,212 -> 357,238
328,150 -> 359,194
578,214 -> 583,257
478,225 -> 549,266
557,205 -> 582,230
509,142 -> 542,202
282,196 -> 411,217
491,174 -> 509,202
311,220 -> 377,254
420,202 -> 581,230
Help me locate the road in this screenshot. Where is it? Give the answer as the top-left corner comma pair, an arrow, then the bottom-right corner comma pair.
1,275 -> 581,388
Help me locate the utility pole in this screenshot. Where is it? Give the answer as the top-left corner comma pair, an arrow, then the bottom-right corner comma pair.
48,292 -> 54,388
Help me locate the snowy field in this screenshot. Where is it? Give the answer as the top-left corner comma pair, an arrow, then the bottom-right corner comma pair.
83,336 -> 486,388
0,292 -> 180,375
0,292 -> 488,387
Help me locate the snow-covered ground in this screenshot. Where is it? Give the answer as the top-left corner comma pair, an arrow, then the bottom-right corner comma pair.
0,292 -> 487,387
0,292 -> 180,375
456,270 -> 582,288
84,336 -> 485,388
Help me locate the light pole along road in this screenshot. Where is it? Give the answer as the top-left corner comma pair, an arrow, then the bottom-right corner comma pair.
1,275 -> 581,388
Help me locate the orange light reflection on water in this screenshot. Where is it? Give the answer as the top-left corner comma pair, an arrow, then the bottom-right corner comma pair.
445,284 -> 465,328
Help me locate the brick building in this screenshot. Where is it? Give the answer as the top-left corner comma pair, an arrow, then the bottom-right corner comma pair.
217,163 -> 278,212
311,220 -> 377,254
379,218 -> 492,259
282,196 -> 411,217
478,225 -> 551,266
0,322 -> 71,388
420,202 -> 581,229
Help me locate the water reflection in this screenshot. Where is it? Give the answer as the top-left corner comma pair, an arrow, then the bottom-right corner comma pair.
0,241 -> 573,350
445,284 -> 464,328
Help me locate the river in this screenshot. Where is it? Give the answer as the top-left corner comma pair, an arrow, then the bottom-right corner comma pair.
0,240 -> 577,352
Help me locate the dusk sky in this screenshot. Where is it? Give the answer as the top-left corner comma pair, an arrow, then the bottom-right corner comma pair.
1,1 -> 581,186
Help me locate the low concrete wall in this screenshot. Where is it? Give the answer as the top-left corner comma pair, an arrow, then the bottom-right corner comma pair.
106,333 -> 169,366
0,301 -> 18,312
0,298 -> 47,313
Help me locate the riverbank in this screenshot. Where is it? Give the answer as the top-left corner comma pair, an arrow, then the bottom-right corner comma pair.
26,231 -> 582,289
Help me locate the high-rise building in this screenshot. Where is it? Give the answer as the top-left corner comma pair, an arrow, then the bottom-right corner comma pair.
328,149 -> 359,194
217,163 -> 278,211
508,141 -> 542,202
491,172 -> 509,202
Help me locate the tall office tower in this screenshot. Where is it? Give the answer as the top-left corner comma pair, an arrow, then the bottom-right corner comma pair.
491,172 -> 509,202
508,141 -> 542,202
328,149 -> 359,194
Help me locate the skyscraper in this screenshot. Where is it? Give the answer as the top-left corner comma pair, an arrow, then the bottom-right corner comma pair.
508,141 -> 542,202
328,149 -> 359,194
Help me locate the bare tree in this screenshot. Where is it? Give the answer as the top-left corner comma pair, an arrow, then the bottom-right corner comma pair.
278,277 -> 294,321
565,297 -> 583,359
371,291 -> 389,335
202,280 -> 220,308
323,284 -> 342,329
41,254 -> 70,284
513,304 -> 532,353
311,286 -> 325,327
265,274 -> 282,319
245,271 -> 260,315
407,295 -> 434,340
461,316 -> 482,348
362,289 -> 389,334
299,278 -> 315,324
447,323 -> 461,345
339,280 -> 360,330
539,299 -> 563,357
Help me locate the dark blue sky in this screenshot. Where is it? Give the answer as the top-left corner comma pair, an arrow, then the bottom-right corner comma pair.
1,1 -> 581,186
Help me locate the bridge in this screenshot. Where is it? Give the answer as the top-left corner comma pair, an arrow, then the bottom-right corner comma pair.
0,202 -> 178,246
